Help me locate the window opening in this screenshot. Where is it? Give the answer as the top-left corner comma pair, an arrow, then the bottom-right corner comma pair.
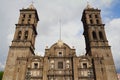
83,63 -> 87,68
34,63 -> 38,69
92,31 -> 97,40
99,31 -> 104,40
89,14 -> 92,18
23,14 -> 25,18
90,19 -> 93,24
95,14 -> 98,18
17,31 -> 22,40
28,19 -> 31,24
59,52 -> 62,56
21,19 -> 24,24
96,19 -> 99,24
29,14 -> 31,18
24,31 -> 28,40
58,62 -> 63,69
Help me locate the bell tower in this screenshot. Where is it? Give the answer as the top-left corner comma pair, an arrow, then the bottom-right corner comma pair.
81,4 -> 118,80
81,4 -> 108,55
13,4 -> 39,51
3,4 -> 39,80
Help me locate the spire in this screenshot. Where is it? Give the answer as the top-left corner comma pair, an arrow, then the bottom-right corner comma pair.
59,19 -> 62,40
57,19 -> 63,47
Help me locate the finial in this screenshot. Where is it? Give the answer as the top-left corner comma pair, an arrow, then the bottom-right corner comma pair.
46,46 -> 49,49
28,0 -> 35,9
85,1 -> 92,9
57,18 -> 64,47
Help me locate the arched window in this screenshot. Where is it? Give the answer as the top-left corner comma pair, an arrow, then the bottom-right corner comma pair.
24,31 -> 28,40
99,31 -> 104,40
89,14 -> 92,18
17,31 -> 22,40
90,19 -> 93,24
83,63 -> 87,68
34,63 -> 38,69
92,31 -> 97,40
22,14 -> 25,18
58,62 -> 63,69
95,14 -> 98,18
28,19 -> 30,24
21,19 -> 24,24
96,19 -> 99,24
29,14 -> 31,18
58,52 -> 62,56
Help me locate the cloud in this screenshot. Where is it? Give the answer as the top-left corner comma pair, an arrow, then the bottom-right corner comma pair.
106,18 -> 120,73
88,0 -> 115,8
35,19 -> 85,56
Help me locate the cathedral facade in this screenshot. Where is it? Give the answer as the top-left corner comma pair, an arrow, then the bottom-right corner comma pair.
2,4 -> 118,80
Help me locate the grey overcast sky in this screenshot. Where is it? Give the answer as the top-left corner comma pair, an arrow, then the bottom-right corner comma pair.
0,0 -> 120,73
